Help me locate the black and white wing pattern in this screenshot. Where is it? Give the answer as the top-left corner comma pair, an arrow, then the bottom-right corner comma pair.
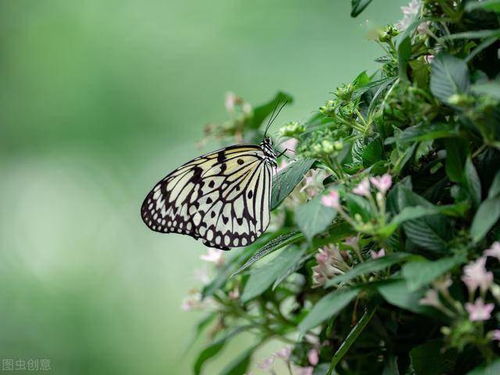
141,144 -> 275,250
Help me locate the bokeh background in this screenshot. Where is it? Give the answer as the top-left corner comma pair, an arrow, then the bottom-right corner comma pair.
1,0 -> 406,373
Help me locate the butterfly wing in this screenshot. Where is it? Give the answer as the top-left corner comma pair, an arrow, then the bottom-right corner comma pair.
141,145 -> 273,250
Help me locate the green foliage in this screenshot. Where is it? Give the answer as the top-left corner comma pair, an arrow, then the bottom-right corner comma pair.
188,1 -> 500,374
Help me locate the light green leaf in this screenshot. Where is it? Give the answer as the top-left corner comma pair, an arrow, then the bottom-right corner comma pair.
395,123 -> 459,143
471,196 -> 500,243
241,245 -> 305,302
296,195 -> 337,241
351,0 -> 373,17
219,346 -> 256,375
298,288 -> 359,334
230,232 -> 303,278
488,171 -> 500,198
467,359 -> 500,375
271,159 -> 315,210
326,253 -> 413,287
402,256 -> 465,291
430,53 -> 470,104
471,80 -> 500,99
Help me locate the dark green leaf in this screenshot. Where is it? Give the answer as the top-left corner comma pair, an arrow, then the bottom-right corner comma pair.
466,0 -> 500,13
410,341 -> 457,375
398,36 -> 412,81
219,346 -> 256,375
383,356 -> 400,375
467,359 -> 500,375
471,196 -> 500,243
241,245 -> 305,302
465,157 -> 482,208
296,195 -> 337,241
230,232 -> 303,278
248,91 -> 293,129
298,288 -> 359,334
395,123 -> 459,143
402,255 -> 465,291
271,159 -> 315,210
430,53 -> 470,104
351,0 -> 373,17
362,137 -> 383,167
445,139 -> 467,183
326,253 -> 414,287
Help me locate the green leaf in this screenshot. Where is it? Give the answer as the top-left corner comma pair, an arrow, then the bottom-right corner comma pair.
362,137 -> 383,167
241,245 -> 306,302
326,253 -> 413,287
445,139 -> 467,183
326,306 -> 377,375
193,326 -> 250,375
390,206 -> 440,226
271,159 -> 315,210
296,195 -> 337,241
466,0 -> 500,13
183,313 -> 217,355
471,196 -> 500,243
350,0 -> 373,17
430,53 -> 470,104
394,123 -> 459,143
402,255 -> 465,291
248,91 -> 293,129
471,80 -> 500,99
488,171 -> 500,198
298,288 -> 359,334
467,359 -> 500,375
377,279 -> 430,314
230,232 -> 303,278
410,341 -> 457,375
442,29 -> 500,40
383,356 -> 400,375
219,346 -> 256,375
398,35 -> 412,81
465,157 -> 482,208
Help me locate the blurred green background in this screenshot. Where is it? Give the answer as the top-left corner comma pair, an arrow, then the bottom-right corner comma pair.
0,0 -> 405,373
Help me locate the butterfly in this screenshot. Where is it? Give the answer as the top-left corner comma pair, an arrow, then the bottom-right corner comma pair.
140,103 -> 287,250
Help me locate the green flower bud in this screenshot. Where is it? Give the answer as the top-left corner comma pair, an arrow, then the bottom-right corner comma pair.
321,140 -> 334,154
447,94 -> 474,107
279,121 -> 305,137
335,84 -> 354,101
333,141 -> 343,151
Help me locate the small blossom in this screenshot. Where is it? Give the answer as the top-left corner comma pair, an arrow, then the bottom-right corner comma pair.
224,92 -> 238,112
369,174 -> 392,194
193,268 -> 210,284
200,248 -> 225,267
275,346 -> 292,360
228,288 -> 240,300
353,178 -> 371,197
181,292 -> 214,311
321,190 -> 340,209
484,242 -> 500,261
301,169 -> 330,198
370,248 -> 386,259
344,236 -> 359,248
461,257 -> 493,294
295,367 -> 314,375
433,276 -> 452,293
257,356 -> 274,370
424,54 -> 435,64
417,20 -> 430,34
491,329 -> 500,341
419,289 -> 441,308
396,0 -> 421,31
312,245 -> 345,287
308,349 -> 319,366
465,298 -> 494,321
281,138 -> 298,154
276,159 -> 289,173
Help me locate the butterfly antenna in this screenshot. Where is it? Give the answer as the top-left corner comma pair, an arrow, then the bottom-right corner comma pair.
264,99 -> 288,137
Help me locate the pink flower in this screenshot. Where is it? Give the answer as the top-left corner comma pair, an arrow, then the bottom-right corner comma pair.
353,178 -> 371,197
419,289 -> 441,308
200,248 -> 225,267
370,248 -> 386,259
484,242 -> 500,261
276,160 -> 289,173
461,257 -> 493,294
295,367 -> 314,375
228,288 -> 240,300
465,298 -> 494,321
321,190 -> 340,209
491,329 -> 500,341
275,346 -> 292,360
308,349 -> 319,366
396,0 -> 421,31
224,92 -> 238,112
344,236 -> 359,248
181,292 -> 214,311
258,356 -> 274,370
281,138 -> 297,153
301,169 -> 330,197
424,54 -> 435,64
369,174 -> 392,194
312,245 -> 345,287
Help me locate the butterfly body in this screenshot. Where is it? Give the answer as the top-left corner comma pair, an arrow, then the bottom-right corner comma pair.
141,137 -> 277,250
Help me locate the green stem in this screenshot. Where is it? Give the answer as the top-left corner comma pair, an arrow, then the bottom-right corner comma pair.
326,305 -> 377,375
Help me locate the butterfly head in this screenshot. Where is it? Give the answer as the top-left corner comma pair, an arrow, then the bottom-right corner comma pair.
261,137 -> 277,167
